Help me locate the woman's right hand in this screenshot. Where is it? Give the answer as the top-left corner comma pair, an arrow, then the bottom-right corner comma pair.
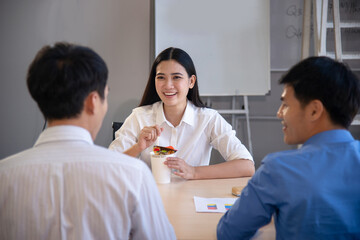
137,125 -> 163,151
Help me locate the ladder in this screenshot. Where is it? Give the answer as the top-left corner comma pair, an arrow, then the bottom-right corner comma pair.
301,0 -> 360,61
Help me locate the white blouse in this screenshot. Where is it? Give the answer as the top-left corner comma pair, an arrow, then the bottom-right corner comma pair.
109,101 -> 253,167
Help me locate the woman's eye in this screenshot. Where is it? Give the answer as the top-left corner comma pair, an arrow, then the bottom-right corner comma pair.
156,76 -> 165,80
173,75 -> 182,80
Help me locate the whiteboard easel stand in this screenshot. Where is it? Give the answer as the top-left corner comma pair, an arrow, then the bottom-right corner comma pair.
205,96 -> 253,156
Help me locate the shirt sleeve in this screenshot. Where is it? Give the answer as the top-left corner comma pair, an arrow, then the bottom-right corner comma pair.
108,111 -> 140,153
209,112 -> 253,162
130,164 -> 176,240
217,158 -> 278,239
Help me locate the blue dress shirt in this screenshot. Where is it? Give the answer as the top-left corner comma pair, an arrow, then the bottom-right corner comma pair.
217,130 -> 360,240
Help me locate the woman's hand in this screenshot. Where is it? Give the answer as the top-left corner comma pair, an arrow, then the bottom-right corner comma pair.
137,125 -> 163,151
164,158 -> 255,180
124,125 -> 163,158
164,157 -> 196,180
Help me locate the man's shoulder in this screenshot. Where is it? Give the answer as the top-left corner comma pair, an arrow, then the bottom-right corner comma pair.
260,144 -> 331,171
0,148 -> 37,170
85,144 -> 150,170
0,144 -> 149,175
264,137 -> 360,164
262,148 -> 302,167
265,148 -> 298,159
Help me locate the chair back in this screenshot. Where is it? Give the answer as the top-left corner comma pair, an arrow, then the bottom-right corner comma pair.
112,122 -> 123,140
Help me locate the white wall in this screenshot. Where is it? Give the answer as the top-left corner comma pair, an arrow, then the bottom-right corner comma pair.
0,0 -> 151,158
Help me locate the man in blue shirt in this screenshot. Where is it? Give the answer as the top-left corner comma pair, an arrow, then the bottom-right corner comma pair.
217,56 -> 360,239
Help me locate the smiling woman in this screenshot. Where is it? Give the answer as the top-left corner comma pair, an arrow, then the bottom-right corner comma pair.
109,47 -> 255,180
154,60 -> 196,127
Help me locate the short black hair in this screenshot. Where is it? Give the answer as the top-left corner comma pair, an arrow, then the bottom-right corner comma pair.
280,56 -> 360,128
139,47 -> 205,108
27,42 -> 108,120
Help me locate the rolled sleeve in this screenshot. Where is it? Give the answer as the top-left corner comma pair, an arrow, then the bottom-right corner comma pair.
209,112 -> 253,162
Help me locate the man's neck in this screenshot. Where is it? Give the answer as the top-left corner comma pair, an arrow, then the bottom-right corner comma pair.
306,118 -> 345,143
47,118 -> 95,140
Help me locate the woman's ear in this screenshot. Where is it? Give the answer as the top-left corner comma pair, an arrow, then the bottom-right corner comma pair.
189,75 -> 196,89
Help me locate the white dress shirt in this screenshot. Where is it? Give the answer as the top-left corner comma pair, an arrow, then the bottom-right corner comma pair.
0,125 -> 175,240
109,101 -> 253,167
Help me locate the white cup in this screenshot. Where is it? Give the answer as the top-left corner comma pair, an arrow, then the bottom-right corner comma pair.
150,152 -> 174,184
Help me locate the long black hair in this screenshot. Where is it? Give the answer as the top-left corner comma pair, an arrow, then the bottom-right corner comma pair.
139,47 -> 205,107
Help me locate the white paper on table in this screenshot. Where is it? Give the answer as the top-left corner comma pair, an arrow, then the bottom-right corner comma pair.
193,196 -> 237,213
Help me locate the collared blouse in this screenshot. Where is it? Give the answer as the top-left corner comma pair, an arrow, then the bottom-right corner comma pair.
109,101 -> 253,167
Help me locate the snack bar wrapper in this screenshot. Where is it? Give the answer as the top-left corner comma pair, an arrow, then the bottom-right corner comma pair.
153,145 -> 177,155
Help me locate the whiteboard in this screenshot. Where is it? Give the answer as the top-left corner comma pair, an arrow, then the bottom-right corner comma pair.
270,0 -> 304,70
155,0 -> 270,96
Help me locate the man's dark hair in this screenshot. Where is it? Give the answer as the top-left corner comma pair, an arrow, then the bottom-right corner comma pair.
280,56 -> 360,128
27,42 -> 108,120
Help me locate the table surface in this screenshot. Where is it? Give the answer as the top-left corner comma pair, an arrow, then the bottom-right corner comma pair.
157,176 -> 275,240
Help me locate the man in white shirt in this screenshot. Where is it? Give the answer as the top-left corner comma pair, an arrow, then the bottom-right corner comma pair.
0,42 -> 175,240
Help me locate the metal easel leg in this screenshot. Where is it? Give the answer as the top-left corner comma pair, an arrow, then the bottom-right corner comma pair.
244,96 -> 253,155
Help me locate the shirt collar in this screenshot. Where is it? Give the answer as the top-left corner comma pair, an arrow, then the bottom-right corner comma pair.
182,101 -> 195,126
303,129 -> 354,146
34,125 -> 94,147
155,101 -> 196,127
155,102 -> 167,125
